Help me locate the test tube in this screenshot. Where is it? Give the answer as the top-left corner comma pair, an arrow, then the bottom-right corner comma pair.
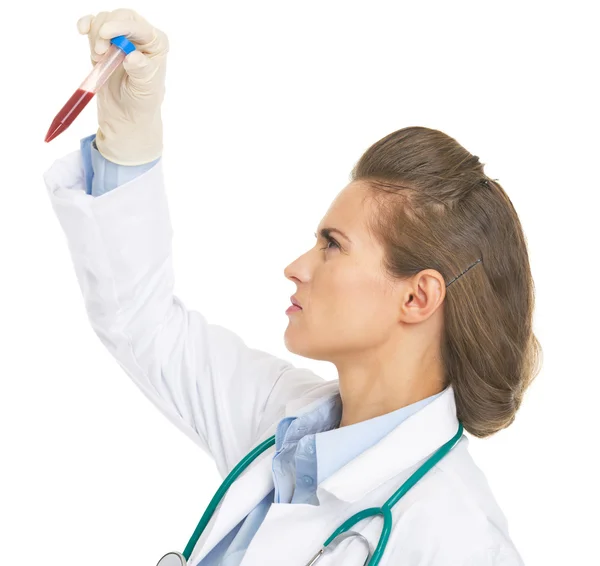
45,36 -> 136,143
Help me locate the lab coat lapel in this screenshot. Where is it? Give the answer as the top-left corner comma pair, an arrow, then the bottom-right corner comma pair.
189,423 -> 278,564
239,497 -> 370,566
190,386 -> 340,564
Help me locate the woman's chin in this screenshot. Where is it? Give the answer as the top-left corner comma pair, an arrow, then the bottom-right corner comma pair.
284,328 -> 331,362
284,326 -> 310,357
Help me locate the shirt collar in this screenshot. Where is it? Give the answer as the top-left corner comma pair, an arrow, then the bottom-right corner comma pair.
275,394 -> 341,451
315,389 -> 444,484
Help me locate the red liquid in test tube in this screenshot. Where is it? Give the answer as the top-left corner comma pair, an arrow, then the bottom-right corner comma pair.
45,35 -> 136,143
45,90 -> 96,142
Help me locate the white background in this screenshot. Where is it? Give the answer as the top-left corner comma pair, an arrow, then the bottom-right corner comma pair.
1,1 -> 598,564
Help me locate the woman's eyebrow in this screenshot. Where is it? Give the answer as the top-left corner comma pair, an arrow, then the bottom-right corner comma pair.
314,227 -> 351,242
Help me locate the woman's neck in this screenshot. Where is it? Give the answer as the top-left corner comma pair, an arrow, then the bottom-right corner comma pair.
335,343 -> 445,428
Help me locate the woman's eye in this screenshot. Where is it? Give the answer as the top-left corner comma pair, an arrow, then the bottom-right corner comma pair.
320,237 -> 340,251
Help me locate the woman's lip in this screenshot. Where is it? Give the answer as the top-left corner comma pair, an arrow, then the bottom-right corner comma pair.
286,305 -> 302,314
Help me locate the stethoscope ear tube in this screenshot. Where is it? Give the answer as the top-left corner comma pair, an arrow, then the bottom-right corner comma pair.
156,551 -> 187,565
333,531 -> 373,564
305,530 -> 372,565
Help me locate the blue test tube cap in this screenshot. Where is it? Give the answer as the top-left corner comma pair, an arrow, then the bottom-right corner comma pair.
110,35 -> 136,55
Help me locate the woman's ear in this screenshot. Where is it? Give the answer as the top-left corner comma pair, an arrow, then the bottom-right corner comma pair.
401,270 -> 446,323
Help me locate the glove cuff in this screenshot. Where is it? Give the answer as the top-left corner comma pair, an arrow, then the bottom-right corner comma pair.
95,112 -> 163,166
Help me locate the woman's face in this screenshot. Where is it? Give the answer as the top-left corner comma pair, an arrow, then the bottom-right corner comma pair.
283,181 -> 402,362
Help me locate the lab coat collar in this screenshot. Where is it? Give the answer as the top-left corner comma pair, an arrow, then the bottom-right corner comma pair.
283,380 -> 341,418
313,385 -> 460,504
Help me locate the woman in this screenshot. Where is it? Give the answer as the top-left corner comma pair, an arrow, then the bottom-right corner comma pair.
43,9 -> 542,566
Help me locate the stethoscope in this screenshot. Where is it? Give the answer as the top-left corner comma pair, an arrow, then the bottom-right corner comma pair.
156,422 -> 464,566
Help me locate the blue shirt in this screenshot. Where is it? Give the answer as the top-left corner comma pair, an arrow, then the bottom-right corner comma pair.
80,133 -> 445,565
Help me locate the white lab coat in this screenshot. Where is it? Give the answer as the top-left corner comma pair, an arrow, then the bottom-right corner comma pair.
43,151 -> 525,566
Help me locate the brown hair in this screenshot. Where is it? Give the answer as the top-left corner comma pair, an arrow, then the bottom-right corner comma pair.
350,126 -> 542,438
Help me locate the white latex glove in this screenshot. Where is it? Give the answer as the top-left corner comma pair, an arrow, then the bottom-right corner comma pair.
77,9 -> 169,166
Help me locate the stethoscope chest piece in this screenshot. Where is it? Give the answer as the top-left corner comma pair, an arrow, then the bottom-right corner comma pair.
156,551 -> 187,566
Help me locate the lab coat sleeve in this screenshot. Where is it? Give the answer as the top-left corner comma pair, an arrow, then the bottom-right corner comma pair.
42,149 -> 326,477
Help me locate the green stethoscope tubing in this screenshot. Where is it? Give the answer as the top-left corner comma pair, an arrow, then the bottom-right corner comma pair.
182,421 -> 464,565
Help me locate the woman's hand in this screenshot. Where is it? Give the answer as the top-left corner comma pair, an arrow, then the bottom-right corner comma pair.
77,9 -> 169,165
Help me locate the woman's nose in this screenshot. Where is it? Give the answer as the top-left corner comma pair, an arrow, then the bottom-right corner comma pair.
284,262 -> 299,282
284,246 -> 316,281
